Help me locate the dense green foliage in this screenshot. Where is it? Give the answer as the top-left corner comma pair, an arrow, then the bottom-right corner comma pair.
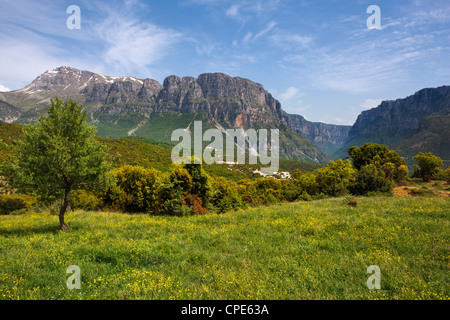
0,194 -> 35,215
349,143 -> 407,181
0,98 -> 112,229
413,152 -> 444,181
316,160 -> 356,197
348,164 -> 394,196
102,165 -> 160,214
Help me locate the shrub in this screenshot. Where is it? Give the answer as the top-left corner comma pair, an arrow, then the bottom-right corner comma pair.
292,170 -> 319,196
169,165 -> 193,194
156,165 -> 210,216
414,152 -> 443,181
210,177 -> 245,213
298,191 -> 312,201
282,183 -> 302,202
254,177 -> 283,203
184,163 -> 211,206
0,194 -> 35,215
103,165 -> 160,213
237,179 -> 262,206
348,143 -> 410,182
431,168 -> 450,182
183,194 -> 207,215
316,160 -> 356,197
348,164 -> 394,196
396,165 -> 409,181
69,189 -> 103,211
158,188 -> 193,216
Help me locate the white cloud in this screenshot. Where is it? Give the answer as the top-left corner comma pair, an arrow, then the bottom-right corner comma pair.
269,33 -> 313,49
96,13 -> 182,76
242,21 -> 277,44
276,86 -> 309,114
226,4 -> 240,17
0,83 -> 10,92
254,21 -> 277,40
280,87 -> 300,101
361,98 -> 383,110
243,32 -> 253,44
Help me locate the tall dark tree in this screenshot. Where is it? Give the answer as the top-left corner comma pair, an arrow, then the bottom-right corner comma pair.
0,97 -> 111,230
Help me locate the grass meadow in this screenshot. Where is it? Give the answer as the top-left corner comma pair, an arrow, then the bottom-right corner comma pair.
0,196 -> 448,300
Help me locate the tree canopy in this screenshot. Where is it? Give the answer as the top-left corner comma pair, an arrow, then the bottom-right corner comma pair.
0,97 -> 111,230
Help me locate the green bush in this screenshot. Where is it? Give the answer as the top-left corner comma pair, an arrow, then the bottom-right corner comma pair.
0,194 -> 35,215
210,177 -> 245,213
158,186 -> 193,216
348,143 -> 406,181
431,168 -> 450,182
292,170 -> 319,196
69,189 -> 103,211
414,152 -> 443,181
316,160 -> 356,196
348,164 -> 394,196
282,183 -> 302,202
103,165 -> 161,213
237,179 -> 264,206
298,191 -> 312,201
156,166 -> 208,216
184,163 -> 211,206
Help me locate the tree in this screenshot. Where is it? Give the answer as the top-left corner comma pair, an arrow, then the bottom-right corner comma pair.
316,160 -> 356,196
348,143 -> 406,181
348,164 -> 394,196
104,165 -> 160,214
0,97 -> 111,230
414,152 -> 443,181
183,162 -> 211,206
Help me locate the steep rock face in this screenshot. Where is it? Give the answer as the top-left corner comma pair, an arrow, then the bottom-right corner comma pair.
334,86 -> 450,160
392,113 -> 450,166
348,86 -> 450,145
284,113 -> 351,155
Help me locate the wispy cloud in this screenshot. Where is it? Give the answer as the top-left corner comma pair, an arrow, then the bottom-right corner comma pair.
0,0 -> 184,88
242,21 -> 277,44
226,4 -> 240,18
95,12 -> 182,76
275,86 -> 309,114
254,21 -> 277,39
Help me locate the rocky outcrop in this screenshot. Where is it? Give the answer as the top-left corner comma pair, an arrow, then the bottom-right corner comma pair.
283,113 -> 351,155
348,86 -> 450,145
334,86 -> 450,160
0,100 -> 21,123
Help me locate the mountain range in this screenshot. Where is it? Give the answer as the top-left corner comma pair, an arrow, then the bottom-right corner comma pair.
0,66 -> 448,167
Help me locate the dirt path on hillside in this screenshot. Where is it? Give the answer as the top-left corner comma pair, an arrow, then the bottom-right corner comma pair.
393,185 -> 450,198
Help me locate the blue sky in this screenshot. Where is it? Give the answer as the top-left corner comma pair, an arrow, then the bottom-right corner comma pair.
0,0 -> 449,125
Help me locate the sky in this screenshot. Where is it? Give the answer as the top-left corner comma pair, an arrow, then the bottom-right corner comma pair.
0,0 -> 449,125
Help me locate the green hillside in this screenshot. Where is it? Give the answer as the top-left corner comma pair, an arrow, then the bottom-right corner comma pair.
0,122 -> 322,181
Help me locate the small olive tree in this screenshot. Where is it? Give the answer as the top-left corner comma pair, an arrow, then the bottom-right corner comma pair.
1,97 -> 111,230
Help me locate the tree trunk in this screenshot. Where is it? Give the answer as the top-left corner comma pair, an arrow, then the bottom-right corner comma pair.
59,187 -> 71,231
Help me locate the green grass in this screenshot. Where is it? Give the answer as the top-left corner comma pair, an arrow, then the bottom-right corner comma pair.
0,197 -> 448,300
